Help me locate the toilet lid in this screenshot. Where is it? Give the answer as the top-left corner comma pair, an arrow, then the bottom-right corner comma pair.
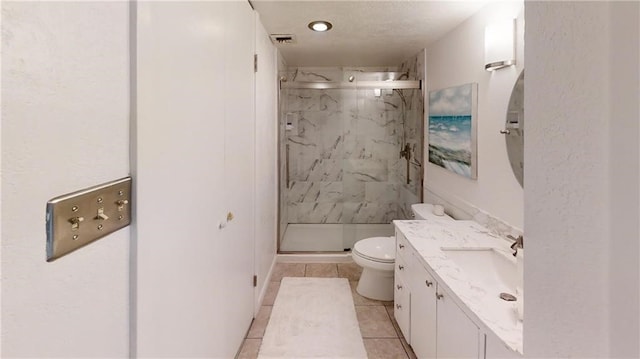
353,237 -> 395,263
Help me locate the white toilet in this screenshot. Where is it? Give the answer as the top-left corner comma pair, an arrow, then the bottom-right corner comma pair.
352,203 -> 454,301
352,236 -> 396,301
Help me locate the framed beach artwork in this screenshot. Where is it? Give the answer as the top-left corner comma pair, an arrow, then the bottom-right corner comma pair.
428,83 -> 478,179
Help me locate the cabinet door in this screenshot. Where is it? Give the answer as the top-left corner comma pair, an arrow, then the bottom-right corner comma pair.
436,289 -> 479,358
485,333 -> 522,358
409,257 -> 437,359
394,254 -> 411,340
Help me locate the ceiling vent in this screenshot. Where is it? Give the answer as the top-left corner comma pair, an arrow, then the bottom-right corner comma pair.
270,34 -> 297,45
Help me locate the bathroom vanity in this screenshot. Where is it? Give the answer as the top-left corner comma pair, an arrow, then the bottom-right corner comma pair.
393,219 -> 523,358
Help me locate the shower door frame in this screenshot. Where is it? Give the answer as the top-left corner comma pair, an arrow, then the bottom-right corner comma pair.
277,78 -> 424,254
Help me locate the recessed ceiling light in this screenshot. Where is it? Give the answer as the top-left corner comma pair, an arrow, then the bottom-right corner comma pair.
308,21 -> 332,32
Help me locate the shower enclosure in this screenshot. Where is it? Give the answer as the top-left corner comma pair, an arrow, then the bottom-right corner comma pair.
278,68 -> 423,253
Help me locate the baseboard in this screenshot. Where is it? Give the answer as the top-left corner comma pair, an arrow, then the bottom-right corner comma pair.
255,255 -> 277,314
277,253 -> 354,263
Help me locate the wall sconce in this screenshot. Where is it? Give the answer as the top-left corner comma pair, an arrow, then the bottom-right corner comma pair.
484,19 -> 516,71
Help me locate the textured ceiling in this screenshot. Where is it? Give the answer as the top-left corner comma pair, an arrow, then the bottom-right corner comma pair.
252,1 -> 489,67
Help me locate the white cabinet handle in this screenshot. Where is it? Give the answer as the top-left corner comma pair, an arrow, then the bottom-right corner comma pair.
396,304 -> 402,309
399,244 -> 405,249
436,293 -> 444,300
398,265 -> 404,270
397,284 -> 403,290
425,280 -> 433,287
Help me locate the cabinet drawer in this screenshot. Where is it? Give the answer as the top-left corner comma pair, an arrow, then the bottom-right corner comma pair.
395,250 -> 410,282
394,274 -> 411,341
396,230 -> 411,261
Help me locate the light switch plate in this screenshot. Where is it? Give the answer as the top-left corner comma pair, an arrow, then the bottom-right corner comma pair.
46,177 -> 132,261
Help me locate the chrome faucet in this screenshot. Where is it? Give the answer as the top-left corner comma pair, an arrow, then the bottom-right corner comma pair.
508,235 -> 523,257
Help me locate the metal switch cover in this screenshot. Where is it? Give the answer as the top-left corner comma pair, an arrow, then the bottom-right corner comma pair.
46,177 -> 132,261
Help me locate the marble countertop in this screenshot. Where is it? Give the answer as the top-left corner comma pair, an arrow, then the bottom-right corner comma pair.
393,219 -> 523,354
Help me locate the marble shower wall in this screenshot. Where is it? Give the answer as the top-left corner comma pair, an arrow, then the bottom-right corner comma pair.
282,67 -> 414,224
397,50 -> 425,219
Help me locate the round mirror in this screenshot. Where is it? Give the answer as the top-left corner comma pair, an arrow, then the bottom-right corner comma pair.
504,70 -> 524,187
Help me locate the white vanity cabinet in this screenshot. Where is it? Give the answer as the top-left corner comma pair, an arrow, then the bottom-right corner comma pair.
485,332 -> 522,358
435,286 -> 480,358
395,230 -> 481,359
394,252 -> 411,338
394,233 -> 412,340
408,257 -> 437,358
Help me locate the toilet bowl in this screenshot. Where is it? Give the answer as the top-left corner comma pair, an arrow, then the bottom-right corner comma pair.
352,204 -> 455,301
352,236 -> 396,301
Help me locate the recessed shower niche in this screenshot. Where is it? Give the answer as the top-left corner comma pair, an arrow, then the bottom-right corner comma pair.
278,67 -> 424,252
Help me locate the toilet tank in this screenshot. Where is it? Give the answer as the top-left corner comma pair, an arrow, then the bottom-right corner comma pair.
411,203 -> 454,221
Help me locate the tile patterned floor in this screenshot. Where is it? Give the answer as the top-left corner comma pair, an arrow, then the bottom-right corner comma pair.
236,262 -> 417,359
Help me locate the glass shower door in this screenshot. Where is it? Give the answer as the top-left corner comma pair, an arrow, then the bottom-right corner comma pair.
281,87 -> 353,252
278,73 -> 423,253
341,85 -> 402,250
397,88 -> 424,220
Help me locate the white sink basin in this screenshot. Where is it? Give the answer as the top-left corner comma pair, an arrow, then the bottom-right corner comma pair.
441,248 -> 517,293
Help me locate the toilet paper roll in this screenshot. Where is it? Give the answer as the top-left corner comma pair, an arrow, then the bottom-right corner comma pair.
433,205 -> 445,216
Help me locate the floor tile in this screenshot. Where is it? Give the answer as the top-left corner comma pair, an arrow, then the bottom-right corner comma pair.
363,338 -> 409,359
270,263 -> 305,282
247,306 -> 272,339
337,262 -> 363,281
237,338 -> 261,359
355,305 -> 398,338
262,281 -> 280,306
244,262 -> 411,359
305,263 -> 338,277
400,335 -> 418,359
385,304 -> 403,337
349,281 -> 393,306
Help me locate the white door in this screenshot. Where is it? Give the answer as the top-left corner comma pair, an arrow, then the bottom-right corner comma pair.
220,0 -> 257,349
253,13 -> 278,311
135,1 -> 256,357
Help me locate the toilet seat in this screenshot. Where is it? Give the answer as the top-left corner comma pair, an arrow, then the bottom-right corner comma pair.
352,237 -> 395,263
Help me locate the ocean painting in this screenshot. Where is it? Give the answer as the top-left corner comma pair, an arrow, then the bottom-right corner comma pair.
428,83 -> 477,179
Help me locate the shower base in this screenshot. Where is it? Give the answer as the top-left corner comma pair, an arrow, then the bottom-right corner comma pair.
280,223 -> 394,253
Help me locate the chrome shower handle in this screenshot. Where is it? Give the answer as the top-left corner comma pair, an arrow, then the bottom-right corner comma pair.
285,144 -> 290,189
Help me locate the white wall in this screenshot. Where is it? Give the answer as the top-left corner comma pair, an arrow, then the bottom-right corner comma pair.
525,1 -> 639,357
1,2 -> 130,357
254,14 -> 278,312
425,1 -> 524,230
608,3 -> 639,356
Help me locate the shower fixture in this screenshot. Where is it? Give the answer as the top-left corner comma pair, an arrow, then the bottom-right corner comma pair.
400,143 -> 412,185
